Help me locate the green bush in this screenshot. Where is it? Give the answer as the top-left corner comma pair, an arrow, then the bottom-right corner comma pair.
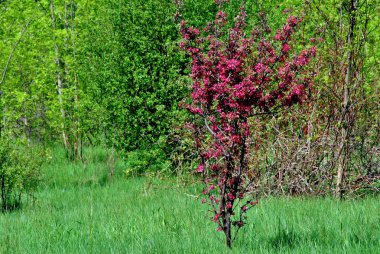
0,136 -> 45,212
124,147 -> 171,177
79,0 -> 190,152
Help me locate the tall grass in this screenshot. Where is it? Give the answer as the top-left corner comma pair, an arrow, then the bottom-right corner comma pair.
0,146 -> 379,253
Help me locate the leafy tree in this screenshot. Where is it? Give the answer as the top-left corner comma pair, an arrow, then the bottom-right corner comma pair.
79,0 -> 189,152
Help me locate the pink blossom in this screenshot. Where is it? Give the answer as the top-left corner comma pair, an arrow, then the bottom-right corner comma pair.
226,59 -> 240,70
282,43 -> 291,52
254,63 -> 265,73
196,164 -> 205,173
287,16 -> 299,26
211,164 -> 219,171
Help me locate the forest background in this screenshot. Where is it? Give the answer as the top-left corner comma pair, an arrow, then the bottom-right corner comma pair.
1,0 -> 379,208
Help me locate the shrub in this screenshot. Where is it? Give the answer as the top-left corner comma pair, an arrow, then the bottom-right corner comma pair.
124,147 -> 171,177
0,136 -> 45,212
180,0 -> 316,248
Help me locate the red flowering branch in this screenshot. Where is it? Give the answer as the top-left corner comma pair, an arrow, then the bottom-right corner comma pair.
180,2 -> 316,248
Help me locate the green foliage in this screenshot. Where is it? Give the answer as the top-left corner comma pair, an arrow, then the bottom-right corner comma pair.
79,0 -> 189,152
124,147 -> 171,177
0,136 -> 45,211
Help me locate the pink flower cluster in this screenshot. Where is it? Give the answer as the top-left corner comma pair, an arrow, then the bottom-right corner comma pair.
180,5 -> 316,235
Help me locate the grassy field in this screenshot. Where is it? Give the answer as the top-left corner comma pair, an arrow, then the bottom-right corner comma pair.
0,147 -> 379,253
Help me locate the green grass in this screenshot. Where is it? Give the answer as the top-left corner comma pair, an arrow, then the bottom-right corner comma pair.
0,147 -> 379,253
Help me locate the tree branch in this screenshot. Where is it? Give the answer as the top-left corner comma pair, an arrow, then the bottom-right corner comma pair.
0,18 -> 33,87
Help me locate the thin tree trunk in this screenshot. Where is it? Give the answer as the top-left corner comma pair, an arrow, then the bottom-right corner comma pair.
0,19 -> 32,87
50,0 -> 68,149
1,175 -> 7,211
63,1 -> 73,159
70,0 -> 81,160
224,212 -> 232,248
223,156 -> 233,248
62,0 -> 80,160
335,0 -> 357,198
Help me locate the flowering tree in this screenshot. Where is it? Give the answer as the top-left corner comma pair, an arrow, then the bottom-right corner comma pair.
180,0 -> 317,248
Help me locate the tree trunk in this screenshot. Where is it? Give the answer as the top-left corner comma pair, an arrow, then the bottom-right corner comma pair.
1,175 -> 7,211
50,0 -> 68,149
224,211 -> 232,248
335,0 -> 357,198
